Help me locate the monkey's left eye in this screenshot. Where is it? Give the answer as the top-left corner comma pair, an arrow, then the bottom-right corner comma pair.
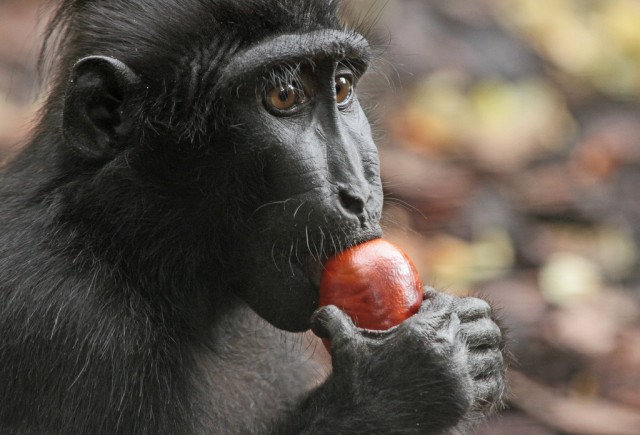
265,84 -> 306,113
335,75 -> 354,108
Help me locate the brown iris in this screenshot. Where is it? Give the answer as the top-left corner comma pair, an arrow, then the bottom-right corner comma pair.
266,84 -> 300,111
335,75 -> 353,107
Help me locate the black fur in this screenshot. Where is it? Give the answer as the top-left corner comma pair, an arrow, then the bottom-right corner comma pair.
0,1 -> 506,433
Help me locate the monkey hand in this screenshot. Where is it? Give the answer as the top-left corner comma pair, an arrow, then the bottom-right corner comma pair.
309,289 -> 506,434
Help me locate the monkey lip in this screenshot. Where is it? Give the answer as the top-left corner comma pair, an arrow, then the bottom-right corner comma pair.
305,257 -> 324,290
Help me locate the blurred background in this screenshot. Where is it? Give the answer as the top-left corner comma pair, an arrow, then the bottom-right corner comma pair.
2,0 -> 640,433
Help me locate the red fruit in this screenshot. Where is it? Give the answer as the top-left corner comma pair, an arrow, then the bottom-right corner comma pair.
318,239 -> 423,334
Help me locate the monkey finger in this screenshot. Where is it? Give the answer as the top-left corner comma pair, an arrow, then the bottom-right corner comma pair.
456,297 -> 492,323
472,375 -> 507,413
416,288 -> 455,318
310,305 -> 358,345
468,349 -> 504,381
458,318 -> 502,350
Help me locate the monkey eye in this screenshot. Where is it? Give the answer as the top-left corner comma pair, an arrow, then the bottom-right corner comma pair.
335,75 -> 354,108
265,83 -> 307,114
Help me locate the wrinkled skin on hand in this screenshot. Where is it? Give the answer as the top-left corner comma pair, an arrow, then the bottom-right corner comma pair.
304,289 -> 506,434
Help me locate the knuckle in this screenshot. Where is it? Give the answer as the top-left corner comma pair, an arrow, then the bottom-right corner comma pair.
489,321 -> 502,340
409,305 -> 453,336
460,317 -> 503,349
456,297 -> 495,324
464,297 -> 491,317
469,353 -> 502,380
473,379 -> 504,410
477,317 -> 502,337
419,290 -> 456,317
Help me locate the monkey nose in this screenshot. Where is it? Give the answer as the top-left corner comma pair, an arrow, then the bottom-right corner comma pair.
338,186 -> 367,217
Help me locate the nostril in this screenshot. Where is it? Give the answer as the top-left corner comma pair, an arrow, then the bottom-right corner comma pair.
339,189 -> 365,216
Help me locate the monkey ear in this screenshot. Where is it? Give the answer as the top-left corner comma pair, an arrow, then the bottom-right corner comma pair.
62,56 -> 142,160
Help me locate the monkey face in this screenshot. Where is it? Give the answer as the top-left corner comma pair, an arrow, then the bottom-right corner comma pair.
217,31 -> 384,331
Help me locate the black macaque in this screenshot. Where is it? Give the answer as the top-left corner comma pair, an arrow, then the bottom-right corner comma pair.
0,0 -> 506,433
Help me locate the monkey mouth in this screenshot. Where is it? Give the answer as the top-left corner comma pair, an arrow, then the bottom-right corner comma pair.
305,256 -> 325,290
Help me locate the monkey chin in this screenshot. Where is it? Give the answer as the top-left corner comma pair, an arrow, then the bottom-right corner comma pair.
235,259 -> 319,332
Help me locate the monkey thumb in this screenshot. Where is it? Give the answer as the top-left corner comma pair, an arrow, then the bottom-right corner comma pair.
310,305 -> 356,343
